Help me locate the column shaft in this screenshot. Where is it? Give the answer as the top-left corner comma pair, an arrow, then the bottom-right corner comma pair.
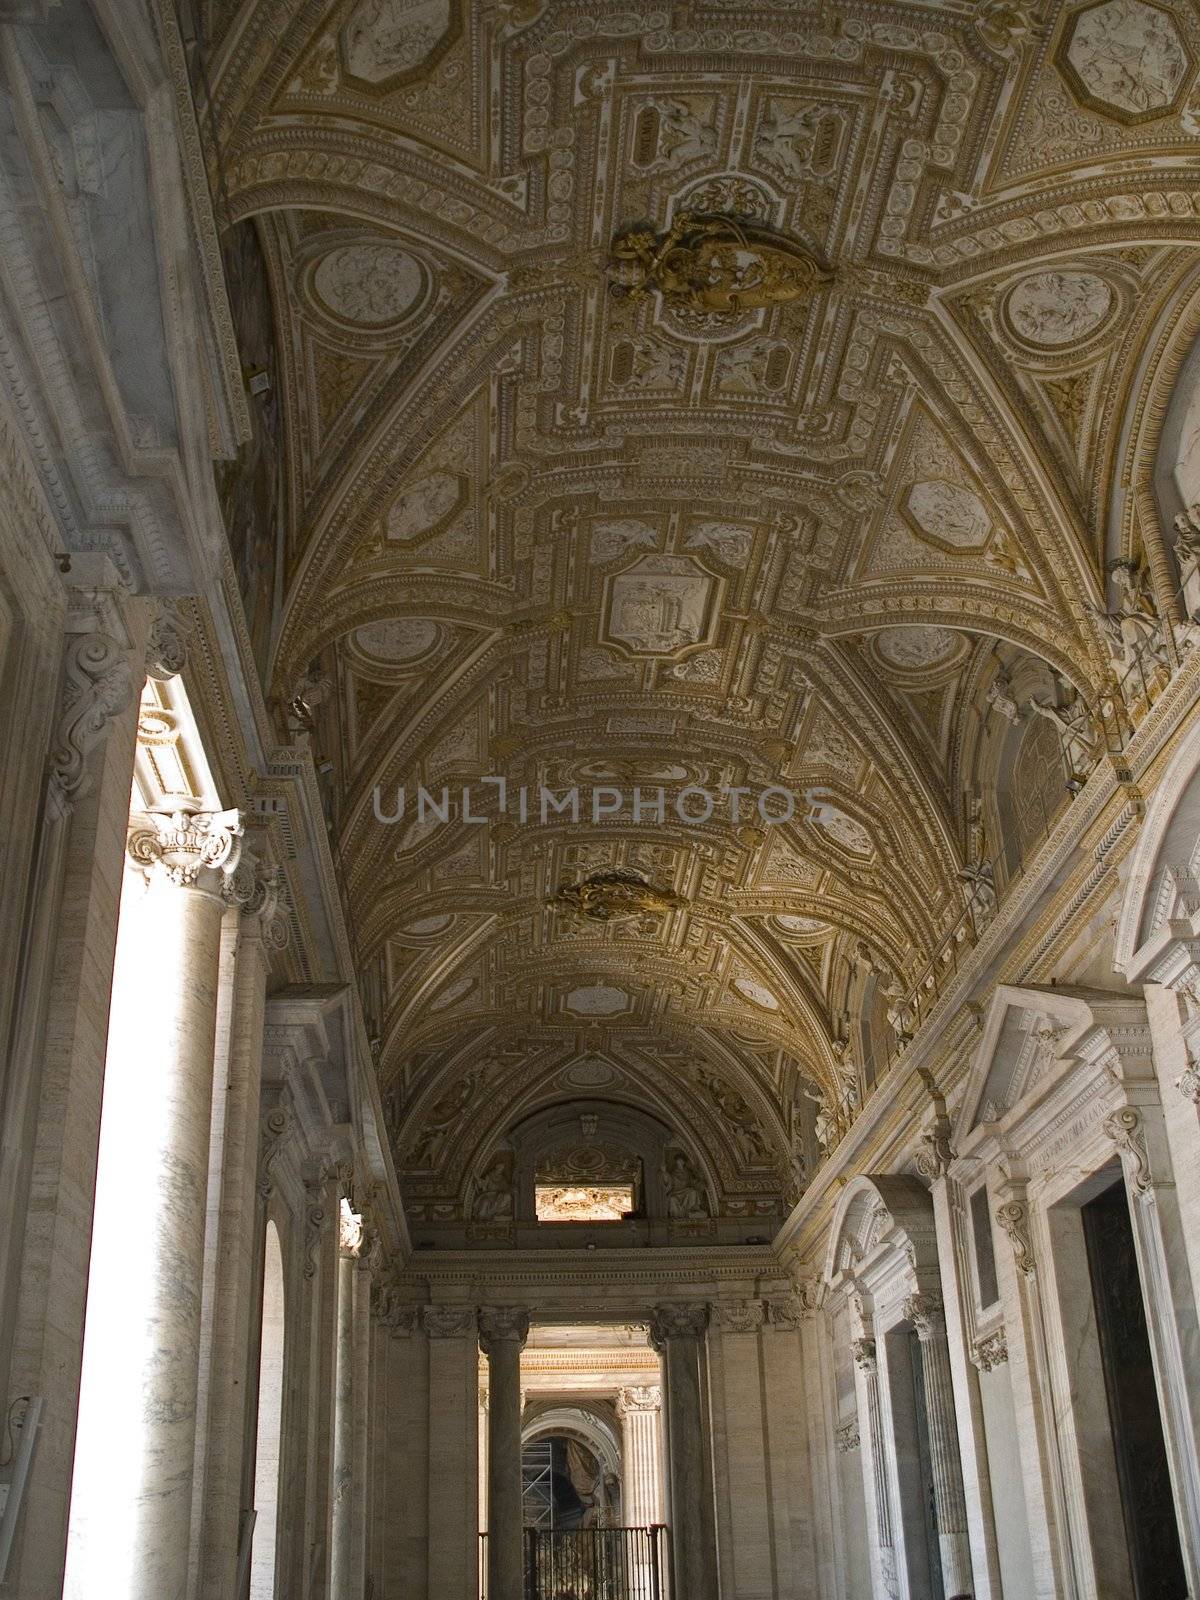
65,835 -> 233,1600
330,1250 -> 357,1596
906,1297 -> 973,1599
480,1308 -> 530,1600
651,1306 -> 718,1597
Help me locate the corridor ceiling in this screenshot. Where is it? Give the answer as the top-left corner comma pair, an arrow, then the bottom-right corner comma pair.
199,0 -> 1200,1219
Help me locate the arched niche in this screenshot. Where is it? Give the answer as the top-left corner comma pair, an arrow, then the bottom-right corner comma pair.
824,1174 -> 941,1299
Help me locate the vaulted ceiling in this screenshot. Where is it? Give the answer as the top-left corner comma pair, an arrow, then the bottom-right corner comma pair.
198,0 -> 1200,1225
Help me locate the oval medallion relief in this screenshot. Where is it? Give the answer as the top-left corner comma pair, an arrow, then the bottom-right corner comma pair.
310,243 -> 429,328
1004,271 -> 1113,348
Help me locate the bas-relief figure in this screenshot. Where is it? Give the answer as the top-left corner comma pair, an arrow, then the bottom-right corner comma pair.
663,1149 -> 710,1219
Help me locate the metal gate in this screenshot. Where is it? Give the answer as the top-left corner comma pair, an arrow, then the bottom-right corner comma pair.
479,1525 -> 668,1599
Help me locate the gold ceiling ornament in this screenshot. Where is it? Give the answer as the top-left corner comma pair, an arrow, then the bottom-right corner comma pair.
609,212 -> 832,316
550,870 -> 686,924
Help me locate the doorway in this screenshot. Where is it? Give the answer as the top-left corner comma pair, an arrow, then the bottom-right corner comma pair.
1081,1179 -> 1187,1600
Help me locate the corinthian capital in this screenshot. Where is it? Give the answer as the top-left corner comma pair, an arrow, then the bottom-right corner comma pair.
616,1385 -> 661,1416
648,1303 -> 709,1350
902,1293 -> 945,1341
478,1306 -> 531,1354
126,801 -> 243,893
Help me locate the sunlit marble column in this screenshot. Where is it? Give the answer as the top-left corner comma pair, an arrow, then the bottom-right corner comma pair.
479,1307 -> 530,1600
65,801 -> 243,1600
905,1294 -> 974,1600
649,1304 -> 718,1596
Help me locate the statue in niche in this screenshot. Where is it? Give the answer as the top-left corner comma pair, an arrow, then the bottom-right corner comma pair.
803,1085 -> 838,1152
471,1149 -> 515,1221
1028,684 -> 1098,787
663,1148 -> 710,1219
1091,559 -> 1169,684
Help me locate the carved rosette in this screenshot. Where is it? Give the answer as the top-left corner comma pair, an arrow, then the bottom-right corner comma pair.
648,1303 -> 709,1349
478,1306 -> 531,1353
51,629 -> 136,801
126,802 -> 243,894
1103,1106 -> 1152,1195
995,1199 -> 1035,1276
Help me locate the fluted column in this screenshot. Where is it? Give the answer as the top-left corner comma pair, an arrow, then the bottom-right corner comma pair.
905,1294 -> 974,1600
649,1303 -> 718,1596
617,1384 -> 665,1527
853,1336 -> 898,1600
618,1385 -> 665,1593
65,802 -> 243,1600
479,1307 -> 530,1600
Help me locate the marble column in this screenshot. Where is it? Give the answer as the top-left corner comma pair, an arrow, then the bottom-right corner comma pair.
649,1303 -> 718,1597
618,1384 -> 665,1594
905,1294 -> 974,1599
330,1204 -> 362,1598
479,1307 -> 530,1600
194,861 -> 287,1600
1,578 -> 147,1600
617,1384 -> 665,1528
64,801 -> 243,1600
425,1306 -> 480,1598
853,1336 -> 899,1600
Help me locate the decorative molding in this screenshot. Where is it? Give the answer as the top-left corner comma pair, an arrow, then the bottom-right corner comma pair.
1103,1105 -> 1152,1196
851,1337 -> 877,1375
422,1306 -> 478,1339
145,599 -> 191,682
51,629 -> 136,801
711,1299 -> 766,1335
616,1385 -> 662,1416
835,1418 -> 861,1453
971,1330 -> 1008,1371
995,1200 -> 1036,1276
258,1101 -> 292,1199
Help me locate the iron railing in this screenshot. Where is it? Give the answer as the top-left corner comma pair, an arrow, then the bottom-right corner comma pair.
479,1526 -> 669,1599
